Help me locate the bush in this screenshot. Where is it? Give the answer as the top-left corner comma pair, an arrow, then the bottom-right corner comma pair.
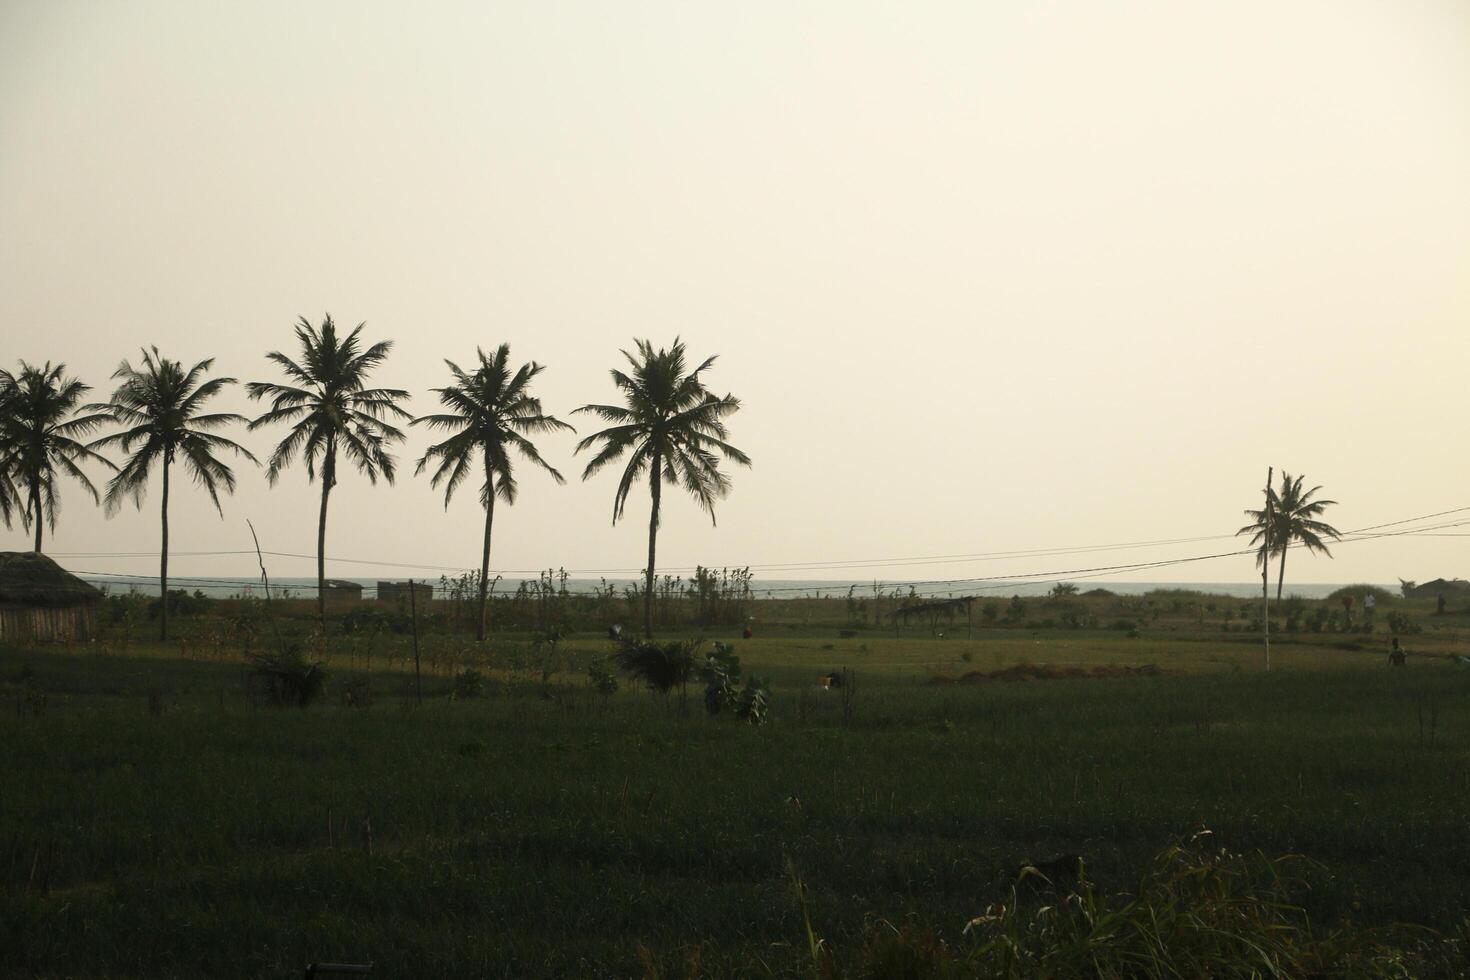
452,668 -> 485,700
147,589 -> 212,620
844,830 -> 1466,977
614,637 -> 696,696
341,606 -> 412,635
247,647 -> 327,707
1387,612 -> 1421,636
734,676 -> 771,726
1326,584 -> 1396,605
587,660 -> 619,697
700,642 -> 741,716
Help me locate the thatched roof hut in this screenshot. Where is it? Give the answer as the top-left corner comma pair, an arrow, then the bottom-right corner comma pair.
0,551 -> 103,643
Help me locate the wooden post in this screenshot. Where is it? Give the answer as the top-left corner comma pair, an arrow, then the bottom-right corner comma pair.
1263,467 -> 1272,672
409,579 -> 422,704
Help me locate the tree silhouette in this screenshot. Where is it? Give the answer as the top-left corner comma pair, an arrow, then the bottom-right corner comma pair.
247,315 -> 411,621
413,345 -> 572,640
90,348 -> 257,640
574,338 -> 749,637
1238,471 -> 1342,600
0,362 -> 114,551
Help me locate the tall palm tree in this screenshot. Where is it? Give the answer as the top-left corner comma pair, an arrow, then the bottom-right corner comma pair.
1237,471 -> 1342,600
413,345 -> 572,641
0,362 -> 115,551
90,348 -> 257,641
246,316 -> 412,621
573,338 -> 750,637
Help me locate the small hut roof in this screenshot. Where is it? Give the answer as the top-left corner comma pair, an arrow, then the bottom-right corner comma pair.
322,579 -> 363,590
0,552 -> 104,607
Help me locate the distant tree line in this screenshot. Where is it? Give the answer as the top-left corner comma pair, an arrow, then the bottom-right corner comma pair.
0,321 -> 749,641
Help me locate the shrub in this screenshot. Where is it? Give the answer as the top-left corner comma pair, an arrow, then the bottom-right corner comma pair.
613,637 -> 696,696
1387,612 -> 1421,636
452,668 -> 485,700
700,642 -> 742,716
843,830 -> 1464,978
247,647 -> 327,707
147,589 -> 212,620
1326,584 -> 1396,605
587,660 -> 619,697
734,675 -> 771,726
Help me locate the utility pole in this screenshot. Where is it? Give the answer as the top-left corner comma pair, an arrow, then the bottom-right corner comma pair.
1263,466 -> 1272,672
409,578 -> 423,704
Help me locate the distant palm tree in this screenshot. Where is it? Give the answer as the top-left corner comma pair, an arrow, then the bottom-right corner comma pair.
247,316 -> 412,621
413,345 -> 572,640
574,338 -> 750,637
0,362 -> 115,551
1238,471 -> 1342,600
90,348 -> 257,641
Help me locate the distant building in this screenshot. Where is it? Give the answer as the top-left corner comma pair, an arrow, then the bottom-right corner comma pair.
376,580 -> 433,605
321,579 -> 364,605
0,552 -> 104,643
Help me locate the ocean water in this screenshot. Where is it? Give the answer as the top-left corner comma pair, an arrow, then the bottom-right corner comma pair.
84,575 -> 1383,602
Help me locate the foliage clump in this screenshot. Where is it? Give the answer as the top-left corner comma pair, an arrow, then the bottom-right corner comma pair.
246,647 -> 327,707
613,637 -> 697,696
698,641 -> 771,724
844,830 -> 1468,978
452,668 -> 485,700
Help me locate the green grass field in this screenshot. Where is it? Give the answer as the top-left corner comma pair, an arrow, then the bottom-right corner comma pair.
4,600 -> 1470,977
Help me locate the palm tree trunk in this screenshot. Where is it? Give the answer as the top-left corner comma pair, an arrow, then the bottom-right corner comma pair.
478,475 -> 495,642
644,453 -> 661,638
30,482 -> 42,552
160,457 -> 170,643
316,447 -> 335,624
1276,543 -> 1287,601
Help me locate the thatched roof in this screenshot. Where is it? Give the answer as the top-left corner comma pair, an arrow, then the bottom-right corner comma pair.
1407,578 -> 1470,598
0,552 -> 104,607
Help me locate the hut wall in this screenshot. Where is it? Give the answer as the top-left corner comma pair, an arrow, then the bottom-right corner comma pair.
0,604 -> 98,643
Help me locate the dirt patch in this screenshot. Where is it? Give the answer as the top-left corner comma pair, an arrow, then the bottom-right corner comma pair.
929,663 -> 1162,684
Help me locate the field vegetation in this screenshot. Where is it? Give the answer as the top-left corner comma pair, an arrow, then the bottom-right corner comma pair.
4,587 -> 1470,976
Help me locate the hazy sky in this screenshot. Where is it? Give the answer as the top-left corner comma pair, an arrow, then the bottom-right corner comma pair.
2,0 -> 1467,591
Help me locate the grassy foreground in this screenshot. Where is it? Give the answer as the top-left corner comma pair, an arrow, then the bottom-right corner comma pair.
4,622 -> 1470,977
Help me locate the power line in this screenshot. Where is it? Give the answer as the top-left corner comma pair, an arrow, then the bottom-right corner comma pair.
60,511 -> 1469,600
43,503 -> 1470,579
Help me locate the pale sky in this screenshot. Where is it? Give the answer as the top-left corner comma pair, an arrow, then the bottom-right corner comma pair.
2,0 -> 1467,591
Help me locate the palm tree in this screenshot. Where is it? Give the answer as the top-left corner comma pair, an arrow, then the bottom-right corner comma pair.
246,316 -> 412,621
90,348 -> 257,641
1237,471 -> 1342,600
573,338 -> 750,637
0,362 -> 115,551
413,345 -> 572,640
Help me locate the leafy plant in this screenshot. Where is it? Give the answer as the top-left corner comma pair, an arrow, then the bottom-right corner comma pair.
452,668 -> 485,700
587,660 -> 619,697
613,637 -> 697,696
700,641 -> 742,715
246,647 -> 327,707
734,675 -> 771,726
